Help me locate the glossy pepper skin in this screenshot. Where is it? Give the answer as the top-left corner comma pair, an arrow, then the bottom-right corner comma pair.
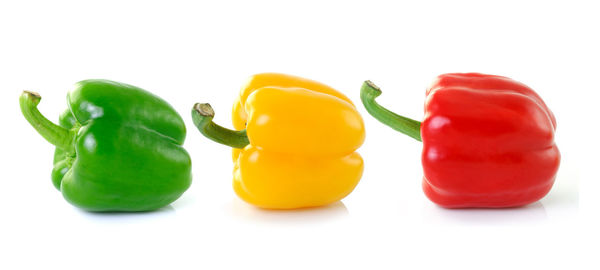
361,73 -> 560,208
20,80 -> 192,212
192,73 -> 365,209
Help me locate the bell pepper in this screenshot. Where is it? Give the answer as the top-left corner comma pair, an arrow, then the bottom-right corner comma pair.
19,80 -> 192,212
192,73 -> 365,209
361,73 -> 560,208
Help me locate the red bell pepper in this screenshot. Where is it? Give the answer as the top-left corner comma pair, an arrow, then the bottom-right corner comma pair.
361,73 -> 560,208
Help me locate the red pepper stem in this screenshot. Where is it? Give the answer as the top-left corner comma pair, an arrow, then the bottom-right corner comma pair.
191,103 -> 250,149
19,91 -> 77,152
360,81 -> 422,141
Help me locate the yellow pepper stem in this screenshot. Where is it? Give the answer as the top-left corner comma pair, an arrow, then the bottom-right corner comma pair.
191,103 -> 250,149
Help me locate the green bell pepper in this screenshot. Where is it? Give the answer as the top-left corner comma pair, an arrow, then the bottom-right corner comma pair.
20,80 -> 192,212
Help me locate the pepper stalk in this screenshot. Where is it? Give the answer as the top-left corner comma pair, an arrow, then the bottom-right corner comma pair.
191,103 -> 250,149
19,91 -> 78,153
360,80 -> 422,142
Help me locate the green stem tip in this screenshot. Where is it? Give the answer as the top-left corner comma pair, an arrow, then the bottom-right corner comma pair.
360,80 -> 422,142
191,103 -> 250,149
19,91 -> 77,152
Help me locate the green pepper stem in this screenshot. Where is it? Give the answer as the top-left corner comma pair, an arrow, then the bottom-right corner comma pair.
360,81 -> 422,141
191,103 -> 250,149
19,91 -> 77,152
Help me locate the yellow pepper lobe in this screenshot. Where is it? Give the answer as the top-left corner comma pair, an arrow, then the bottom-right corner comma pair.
231,147 -> 243,162
245,87 -> 365,156
232,96 -> 247,131
233,72 -> 357,131
239,73 -> 355,107
233,146 -> 364,209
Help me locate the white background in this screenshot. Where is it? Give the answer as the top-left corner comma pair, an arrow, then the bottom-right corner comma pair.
1,0 -> 598,269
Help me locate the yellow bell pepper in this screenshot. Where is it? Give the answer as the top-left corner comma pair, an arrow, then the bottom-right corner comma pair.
192,73 -> 365,209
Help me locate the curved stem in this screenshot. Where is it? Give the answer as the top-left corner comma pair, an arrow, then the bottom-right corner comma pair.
19,91 -> 77,152
360,81 -> 422,141
191,103 -> 250,149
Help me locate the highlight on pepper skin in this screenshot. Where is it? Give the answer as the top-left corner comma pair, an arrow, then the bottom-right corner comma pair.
19,80 -> 192,212
192,73 -> 365,209
361,73 -> 560,208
